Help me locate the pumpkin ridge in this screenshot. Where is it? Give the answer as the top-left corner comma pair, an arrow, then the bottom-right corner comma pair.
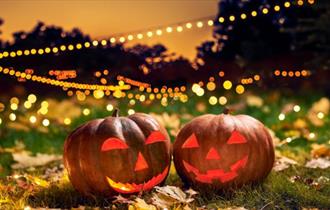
64,123 -> 93,194
230,116 -> 259,182
64,112 -> 171,196
173,112 -> 274,190
79,119 -> 110,194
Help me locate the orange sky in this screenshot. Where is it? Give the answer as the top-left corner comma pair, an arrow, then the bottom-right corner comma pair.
0,0 -> 218,59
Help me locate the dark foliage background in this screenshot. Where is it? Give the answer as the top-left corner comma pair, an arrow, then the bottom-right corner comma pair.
0,0 -> 329,96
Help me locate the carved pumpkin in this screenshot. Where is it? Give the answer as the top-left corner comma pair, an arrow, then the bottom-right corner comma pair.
173,109 -> 274,190
63,109 -> 171,196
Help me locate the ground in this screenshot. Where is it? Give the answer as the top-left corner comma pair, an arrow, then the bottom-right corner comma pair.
0,90 -> 330,209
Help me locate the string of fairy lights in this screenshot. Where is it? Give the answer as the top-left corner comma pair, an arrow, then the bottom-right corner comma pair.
0,64 -> 312,104
0,66 -> 130,91
0,0 -> 317,129
0,0 -> 315,60
0,0 -> 315,100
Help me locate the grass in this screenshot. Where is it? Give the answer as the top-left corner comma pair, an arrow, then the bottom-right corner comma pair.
0,161 -> 329,209
0,91 -> 330,209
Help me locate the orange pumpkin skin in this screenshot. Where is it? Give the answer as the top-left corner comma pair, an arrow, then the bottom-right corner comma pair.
173,111 -> 274,190
63,110 -> 171,196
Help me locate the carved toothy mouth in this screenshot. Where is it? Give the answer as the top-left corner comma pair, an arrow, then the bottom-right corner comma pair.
182,155 -> 248,184
106,166 -> 169,193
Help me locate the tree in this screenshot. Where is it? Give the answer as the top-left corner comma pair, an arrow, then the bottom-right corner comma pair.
0,18 -> 3,48
213,0 -> 293,61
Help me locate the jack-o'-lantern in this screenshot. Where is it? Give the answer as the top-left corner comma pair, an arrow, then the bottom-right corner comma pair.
63,109 -> 171,196
173,109 -> 274,190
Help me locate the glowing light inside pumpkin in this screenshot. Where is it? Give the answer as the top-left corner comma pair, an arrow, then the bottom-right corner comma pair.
182,133 -> 199,148
101,138 -> 128,151
145,131 -> 167,144
206,147 -> 221,160
134,152 -> 149,171
182,155 -> 248,184
227,130 -> 247,144
106,166 -> 169,193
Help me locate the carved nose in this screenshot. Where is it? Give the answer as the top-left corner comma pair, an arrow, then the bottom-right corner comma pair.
134,152 -> 149,171
206,147 -> 221,160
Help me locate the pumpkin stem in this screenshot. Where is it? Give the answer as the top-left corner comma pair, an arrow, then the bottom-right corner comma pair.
223,107 -> 231,114
112,108 -> 120,117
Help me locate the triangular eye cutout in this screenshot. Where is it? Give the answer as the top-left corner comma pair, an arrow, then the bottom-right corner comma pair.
145,131 -> 166,144
134,152 -> 149,171
206,147 -> 221,160
101,138 -> 129,151
227,130 -> 247,144
182,133 -> 199,148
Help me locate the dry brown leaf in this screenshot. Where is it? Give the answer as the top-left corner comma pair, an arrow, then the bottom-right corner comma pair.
133,198 -> 157,210
307,97 -> 330,127
155,186 -> 192,203
112,195 -> 134,204
305,158 -> 330,169
11,152 -> 62,169
273,156 -> 297,171
185,188 -> 198,197
151,186 -> 196,209
311,144 -> 330,158
151,193 -> 176,209
293,118 -> 308,130
246,95 -> 263,107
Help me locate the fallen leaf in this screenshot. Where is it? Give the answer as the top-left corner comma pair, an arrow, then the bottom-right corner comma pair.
311,144 -> 330,158
26,175 -> 50,187
305,158 -> 330,169
113,195 -> 134,204
293,118 -> 308,130
317,176 -> 330,184
246,95 -> 263,107
185,188 -> 198,197
155,186 -> 193,203
273,156 -> 297,171
11,152 -> 62,169
151,186 -> 196,209
133,198 -> 157,210
307,97 -> 330,127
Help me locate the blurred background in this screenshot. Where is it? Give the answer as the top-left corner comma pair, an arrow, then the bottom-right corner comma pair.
0,0 -> 330,209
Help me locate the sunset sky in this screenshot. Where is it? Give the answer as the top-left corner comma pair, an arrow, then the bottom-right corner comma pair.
0,0 -> 218,59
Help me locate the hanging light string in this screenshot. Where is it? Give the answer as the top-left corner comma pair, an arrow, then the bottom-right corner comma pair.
0,0 -> 314,60
0,66 -> 130,91
0,16 -> 214,60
